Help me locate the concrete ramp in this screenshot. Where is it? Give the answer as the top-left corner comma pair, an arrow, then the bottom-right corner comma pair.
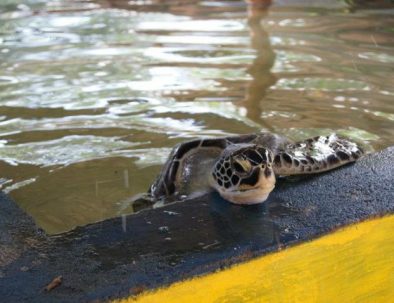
0,147 -> 393,302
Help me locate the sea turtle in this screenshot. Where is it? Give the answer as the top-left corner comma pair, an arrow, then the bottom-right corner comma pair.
149,132 -> 363,204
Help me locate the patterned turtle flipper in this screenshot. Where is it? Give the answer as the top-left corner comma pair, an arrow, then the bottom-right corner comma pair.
272,134 -> 364,176
149,138 -> 230,199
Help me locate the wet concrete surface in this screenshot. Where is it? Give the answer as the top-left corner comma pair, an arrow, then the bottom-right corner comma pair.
0,147 -> 393,302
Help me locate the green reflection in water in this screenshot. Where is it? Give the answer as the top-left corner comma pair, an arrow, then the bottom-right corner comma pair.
273,78 -> 371,91
358,52 -> 394,63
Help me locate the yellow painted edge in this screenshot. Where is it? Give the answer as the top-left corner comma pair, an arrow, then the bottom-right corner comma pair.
115,215 -> 394,303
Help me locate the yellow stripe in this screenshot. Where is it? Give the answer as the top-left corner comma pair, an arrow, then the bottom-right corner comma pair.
116,215 -> 394,303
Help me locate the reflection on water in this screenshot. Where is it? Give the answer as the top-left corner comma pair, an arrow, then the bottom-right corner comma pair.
0,0 -> 393,233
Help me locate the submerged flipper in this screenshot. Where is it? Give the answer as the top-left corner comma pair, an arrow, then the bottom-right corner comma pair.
149,138 -> 229,199
273,134 -> 364,176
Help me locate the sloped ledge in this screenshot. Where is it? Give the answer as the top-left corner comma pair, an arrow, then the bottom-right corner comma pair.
0,147 -> 393,302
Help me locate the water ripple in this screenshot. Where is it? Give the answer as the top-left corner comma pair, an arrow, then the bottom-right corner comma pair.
0,135 -> 145,166
272,78 -> 372,92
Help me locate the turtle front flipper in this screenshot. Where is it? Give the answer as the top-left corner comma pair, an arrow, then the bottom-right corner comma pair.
273,134 -> 364,176
149,138 -> 229,200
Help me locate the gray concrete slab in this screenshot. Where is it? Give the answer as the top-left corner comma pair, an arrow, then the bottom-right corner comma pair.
0,147 -> 393,302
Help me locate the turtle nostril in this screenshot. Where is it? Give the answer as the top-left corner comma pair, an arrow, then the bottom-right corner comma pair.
264,167 -> 272,178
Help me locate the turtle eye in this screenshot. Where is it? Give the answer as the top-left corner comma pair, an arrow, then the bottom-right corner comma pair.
233,161 -> 245,173
233,159 -> 251,174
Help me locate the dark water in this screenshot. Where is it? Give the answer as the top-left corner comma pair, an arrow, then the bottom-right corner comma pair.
0,0 -> 393,234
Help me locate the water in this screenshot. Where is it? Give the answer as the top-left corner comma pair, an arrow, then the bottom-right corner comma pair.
0,0 -> 393,234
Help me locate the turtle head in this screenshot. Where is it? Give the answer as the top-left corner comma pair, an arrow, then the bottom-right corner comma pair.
210,144 -> 275,204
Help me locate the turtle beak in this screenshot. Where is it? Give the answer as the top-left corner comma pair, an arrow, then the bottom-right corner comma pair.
238,165 -> 275,193
239,166 -> 261,187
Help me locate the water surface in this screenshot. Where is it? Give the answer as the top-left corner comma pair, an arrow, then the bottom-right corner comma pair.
0,0 -> 393,233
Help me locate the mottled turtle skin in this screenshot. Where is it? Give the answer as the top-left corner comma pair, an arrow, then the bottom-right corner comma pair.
149,132 -> 363,204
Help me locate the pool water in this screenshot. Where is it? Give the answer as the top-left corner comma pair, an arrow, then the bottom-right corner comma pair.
0,0 -> 393,234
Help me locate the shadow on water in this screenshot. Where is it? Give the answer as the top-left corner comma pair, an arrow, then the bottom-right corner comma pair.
240,0 -> 277,124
